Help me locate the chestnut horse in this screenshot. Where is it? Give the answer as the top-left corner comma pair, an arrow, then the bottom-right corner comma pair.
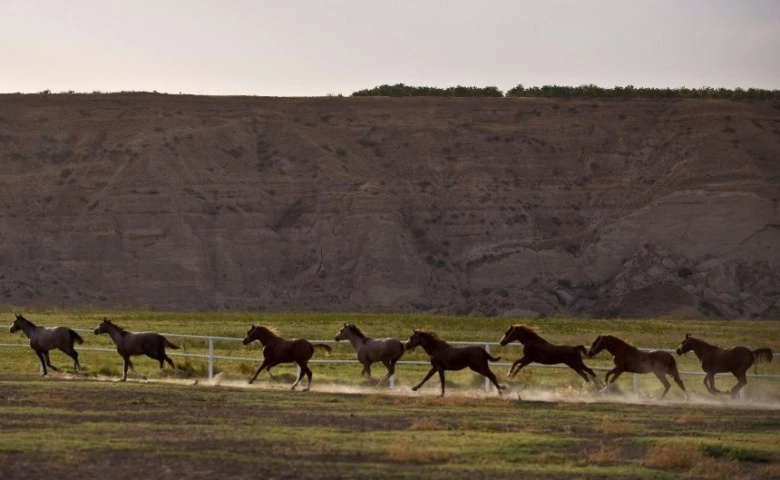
10,314 -> 83,375
676,334 -> 773,398
243,325 -> 332,391
499,324 -> 599,384
587,334 -> 688,400
405,329 -> 505,397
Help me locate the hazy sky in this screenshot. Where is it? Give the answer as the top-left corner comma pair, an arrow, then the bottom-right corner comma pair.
2,0 -> 778,96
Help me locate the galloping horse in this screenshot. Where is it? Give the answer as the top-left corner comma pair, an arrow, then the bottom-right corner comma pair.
335,323 -> 405,386
676,334 -> 773,398
587,334 -> 688,400
405,329 -> 506,397
243,325 -> 332,391
93,318 -> 179,381
10,314 -> 83,375
500,324 -> 600,384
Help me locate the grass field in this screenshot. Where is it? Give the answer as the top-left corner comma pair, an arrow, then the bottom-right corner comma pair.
2,310 -> 779,479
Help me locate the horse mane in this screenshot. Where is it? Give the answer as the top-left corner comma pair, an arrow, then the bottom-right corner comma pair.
685,335 -> 711,346
15,314 -> 35,326
414,329 -> 446,345
344,324 -> 367,340
252,325 -> 280,338
511,324 -> 544,342
106,320 -> 131,336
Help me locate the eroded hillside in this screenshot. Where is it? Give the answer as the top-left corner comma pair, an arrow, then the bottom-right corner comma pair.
0,94 -> 778,318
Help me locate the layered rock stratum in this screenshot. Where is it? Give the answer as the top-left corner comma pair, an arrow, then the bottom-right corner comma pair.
1,94 -> 778,318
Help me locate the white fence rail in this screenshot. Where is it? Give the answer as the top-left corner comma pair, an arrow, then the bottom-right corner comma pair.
2,328 -> 778,397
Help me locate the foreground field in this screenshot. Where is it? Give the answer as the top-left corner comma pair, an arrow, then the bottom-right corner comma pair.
1,374 -> 779,480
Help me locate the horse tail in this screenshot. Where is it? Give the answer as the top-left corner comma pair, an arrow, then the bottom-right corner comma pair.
163,337 -> 180,350
752,348 -> 773,365
576,345 -> 587,357
487,353 -> 502,362
312,344 -> 332,356
70,329 -> 84,345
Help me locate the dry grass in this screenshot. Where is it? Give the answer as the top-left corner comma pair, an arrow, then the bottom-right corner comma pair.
588,442 -> 621,465
677,409 -> 706,425
643,441 -> 702,470
682,458 -> 742,479
599,415 -> 635,435
385,444 -> 449,463
408,417 -> 448,431
754,464 -> 780,479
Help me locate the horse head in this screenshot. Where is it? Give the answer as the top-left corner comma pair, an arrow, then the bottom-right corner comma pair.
242,324 -> 257,345
93,317 -> 112,335
676,333 -> 693,356
334,323 -> 352,342
499,325 -> 516,346
586,335 -> 604,358
405,330 -> 422,351
9,313 -> 24,333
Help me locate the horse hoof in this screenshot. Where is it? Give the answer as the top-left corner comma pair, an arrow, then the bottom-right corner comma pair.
412,387 -> 419,392
248,381 -> 254,385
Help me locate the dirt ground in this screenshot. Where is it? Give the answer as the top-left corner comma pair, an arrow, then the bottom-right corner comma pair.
2,373 -> 779,479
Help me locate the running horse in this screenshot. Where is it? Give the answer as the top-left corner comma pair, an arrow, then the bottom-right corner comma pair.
405,329 -> 506,397
587,334 -> 688,400
676,334 -> 773,398
93,318 -> 179,381
335,323 -> 405,386
499,324 -> 600,384
243,325 -> 332,391
9,313 -> 83,375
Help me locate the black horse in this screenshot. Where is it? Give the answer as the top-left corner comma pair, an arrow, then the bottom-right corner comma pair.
405,329 -> 505,397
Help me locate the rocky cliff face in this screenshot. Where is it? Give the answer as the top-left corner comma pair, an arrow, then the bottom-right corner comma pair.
0,93 -> 778,318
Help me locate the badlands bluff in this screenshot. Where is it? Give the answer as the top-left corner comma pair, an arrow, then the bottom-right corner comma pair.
0,94 -> 778,318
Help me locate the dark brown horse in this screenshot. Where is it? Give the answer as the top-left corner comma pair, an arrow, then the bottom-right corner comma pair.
335,323 -> 405,386
587,335 -> 688,400
499,324 -> 599,384
676,334 -> 773,398
405,329 -> 506,397
93,318 -> 179,381
243,325 -> 332,391
10,314 -> 83,375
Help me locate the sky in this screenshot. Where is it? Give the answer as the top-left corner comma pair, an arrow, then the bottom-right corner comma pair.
2,0 -> 779,96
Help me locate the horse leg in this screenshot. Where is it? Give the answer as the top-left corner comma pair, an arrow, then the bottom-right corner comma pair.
600,368 -> 623,394
412,367 -> 437,392
474,365 -> 505,394
704,373 -> 722,394
580,363 -> 601,385
121,356 -> 130,382
362,362 -> 375,381
508,357 -> 529,378
163,354 -> 175,371
377,359 -> 395,387
60,346 -> 81,372
438,369 -> 446,397
35,350 -> 48,376
670,370 -> 688,400
43,352 -> 60,372
303,365 -> 314,392
249,359 -> 271,384
653,372 -> 672,400
730,372 -> 748,399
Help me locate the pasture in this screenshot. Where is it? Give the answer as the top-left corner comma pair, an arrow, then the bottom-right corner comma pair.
2,310 -> 779,479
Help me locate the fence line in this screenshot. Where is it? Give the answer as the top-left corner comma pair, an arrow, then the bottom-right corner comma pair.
2,328 -> 778,396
